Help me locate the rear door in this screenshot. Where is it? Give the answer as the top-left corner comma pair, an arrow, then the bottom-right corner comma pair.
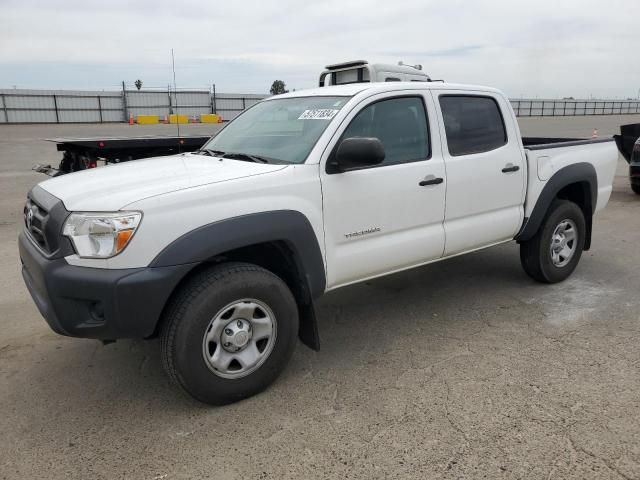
433,92 -> 526,255
320,92 -> 446,288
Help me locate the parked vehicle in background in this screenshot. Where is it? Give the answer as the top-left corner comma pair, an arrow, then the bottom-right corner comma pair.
631,140 -> 640,195
318,60 -> 431,85
36,135 -> 210,176
614,123 -> 640,195
19,78 -> 620,405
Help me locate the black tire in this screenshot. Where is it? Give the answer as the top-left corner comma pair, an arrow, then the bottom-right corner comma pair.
161,262 -> 298,405
520,200 -> 586,283
631,182 -> 640,195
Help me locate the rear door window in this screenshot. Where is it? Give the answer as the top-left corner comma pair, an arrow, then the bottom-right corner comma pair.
439,95 -> 507,156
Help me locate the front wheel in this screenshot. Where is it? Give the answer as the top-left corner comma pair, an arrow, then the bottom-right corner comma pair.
161,262 -> 299,405
520,200 -> 586,283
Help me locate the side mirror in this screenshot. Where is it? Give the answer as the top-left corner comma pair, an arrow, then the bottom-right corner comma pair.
332,137 -> 385,172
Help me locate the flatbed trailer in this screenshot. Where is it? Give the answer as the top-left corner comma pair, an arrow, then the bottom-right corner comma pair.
35,135 -> 211,175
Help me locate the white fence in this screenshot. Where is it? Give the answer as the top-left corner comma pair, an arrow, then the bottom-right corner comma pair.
0,88 -> 267,123
510,99 -> 640,117
1,88 -> 639,124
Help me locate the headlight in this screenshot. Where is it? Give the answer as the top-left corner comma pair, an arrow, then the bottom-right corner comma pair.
63,212 -> 142,258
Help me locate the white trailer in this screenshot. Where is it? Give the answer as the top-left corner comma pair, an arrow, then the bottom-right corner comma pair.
319,60 -> 431,86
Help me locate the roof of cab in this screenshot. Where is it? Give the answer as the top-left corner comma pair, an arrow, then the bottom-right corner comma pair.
267,81 -> 503,100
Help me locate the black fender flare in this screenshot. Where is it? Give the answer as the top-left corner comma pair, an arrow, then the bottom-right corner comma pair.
150,210 -> 326,350
515,163 -> 597,249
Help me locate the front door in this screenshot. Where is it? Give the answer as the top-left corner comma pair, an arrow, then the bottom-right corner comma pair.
321,92 -> 447,289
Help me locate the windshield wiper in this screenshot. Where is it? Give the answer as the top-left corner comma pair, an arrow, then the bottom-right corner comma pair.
222,152 -> 270,163
197,148 -> 226,157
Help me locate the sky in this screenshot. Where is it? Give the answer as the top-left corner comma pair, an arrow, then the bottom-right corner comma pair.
0,0 -> 638,99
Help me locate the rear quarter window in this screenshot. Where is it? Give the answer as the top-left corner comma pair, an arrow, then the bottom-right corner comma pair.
439,95 -> 507,156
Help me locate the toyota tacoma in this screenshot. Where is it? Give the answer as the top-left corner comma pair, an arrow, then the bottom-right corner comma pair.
19,81 -> 619,404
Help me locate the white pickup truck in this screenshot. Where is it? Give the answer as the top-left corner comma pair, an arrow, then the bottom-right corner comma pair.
19,80 -> 618,404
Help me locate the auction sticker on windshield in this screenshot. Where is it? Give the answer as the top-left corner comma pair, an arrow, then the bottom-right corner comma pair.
298,109 -> 339,120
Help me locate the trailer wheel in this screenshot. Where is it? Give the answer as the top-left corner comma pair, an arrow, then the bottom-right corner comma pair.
520,200 -> 586,283
161,262 -> 298,405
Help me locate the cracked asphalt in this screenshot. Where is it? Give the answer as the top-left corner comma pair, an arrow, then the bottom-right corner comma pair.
1,117 -> 639,479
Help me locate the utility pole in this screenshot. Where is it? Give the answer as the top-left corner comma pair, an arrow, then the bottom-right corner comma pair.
212,83 -> 217,114
121,81 -> 128,122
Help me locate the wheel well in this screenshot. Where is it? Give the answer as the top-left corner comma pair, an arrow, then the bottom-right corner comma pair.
211,241 -> 311,305
556,181 -> 590,210
152,241 -> 320,348
555,181 -> 593,250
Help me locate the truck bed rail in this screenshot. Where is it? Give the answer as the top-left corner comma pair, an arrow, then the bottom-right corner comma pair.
523,137 -> 614,151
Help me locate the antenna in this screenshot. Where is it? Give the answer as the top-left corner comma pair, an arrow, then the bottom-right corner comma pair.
171,48 -> 181,151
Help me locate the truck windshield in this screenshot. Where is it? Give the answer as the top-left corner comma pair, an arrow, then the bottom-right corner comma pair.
201,96 -> 350,164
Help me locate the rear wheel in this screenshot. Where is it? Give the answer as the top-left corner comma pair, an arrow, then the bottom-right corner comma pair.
161,262 -> 298,405
520,200 -> 586,283
631,182 -> 640,195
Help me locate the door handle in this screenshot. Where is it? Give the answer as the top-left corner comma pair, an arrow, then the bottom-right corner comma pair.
419,175 -> 444,186
502,163 -> 520,173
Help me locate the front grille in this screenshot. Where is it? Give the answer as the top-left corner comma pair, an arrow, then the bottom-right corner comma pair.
24,198 -> 51,253
23,186 -> 74,259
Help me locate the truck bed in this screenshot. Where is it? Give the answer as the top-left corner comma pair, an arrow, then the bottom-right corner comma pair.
522,136 -> 619,221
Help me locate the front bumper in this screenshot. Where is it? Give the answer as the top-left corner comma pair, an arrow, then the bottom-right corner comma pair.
19,231 -> 194,340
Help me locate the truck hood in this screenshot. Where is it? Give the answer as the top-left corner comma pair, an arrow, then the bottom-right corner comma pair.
39,153 -> 288,211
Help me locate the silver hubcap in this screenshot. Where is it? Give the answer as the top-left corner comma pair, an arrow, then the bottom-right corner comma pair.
202,299 -> 276,379
550,219 -> 578,267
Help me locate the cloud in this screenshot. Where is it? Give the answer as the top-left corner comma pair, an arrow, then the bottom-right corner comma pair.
0,0 -> 638,98
381,45 -> 485,58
